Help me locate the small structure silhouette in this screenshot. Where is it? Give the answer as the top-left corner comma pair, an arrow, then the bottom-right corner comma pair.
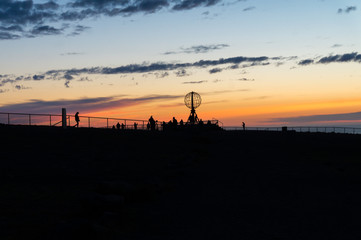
116,122 -> 120,130
242,122 -> 246,131
75,112 -> 80,127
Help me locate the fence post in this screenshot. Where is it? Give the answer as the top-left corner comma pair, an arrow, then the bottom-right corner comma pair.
29,114 -> 31,126
62,108 -> 67,129
107,118 -> 109,128
50,115 -> 52,126
88,117 -> 90,128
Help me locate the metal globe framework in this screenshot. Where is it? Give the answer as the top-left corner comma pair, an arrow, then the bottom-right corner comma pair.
184,91 -> 201,124
184,91 -> 202,109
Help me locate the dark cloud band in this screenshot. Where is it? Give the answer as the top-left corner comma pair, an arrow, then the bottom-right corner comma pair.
298,52 -> 361,65
0,0 -> 225,39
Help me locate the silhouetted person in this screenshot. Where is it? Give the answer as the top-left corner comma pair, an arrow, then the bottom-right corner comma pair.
116,122 -> 120,130
199,119 -> 204,126
207,120 -> 211,126
147,122 -> 150,131
149,115 -> 156,131
172,117 -> 178,127
162,121 -> 166,131
112,125 -> 115,130
75,112 -> 80,127
134,122 -> 138,130
121,123 -> 125,130
242,122 -> 246,131
180,119 -> 184,126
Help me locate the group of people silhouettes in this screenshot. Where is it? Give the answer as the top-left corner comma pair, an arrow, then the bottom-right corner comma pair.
73,112 -> 222,131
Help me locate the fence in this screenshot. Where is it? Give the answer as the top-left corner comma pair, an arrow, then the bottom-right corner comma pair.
3,112 -> 359,134
0,111 -> 217,131
223,126 -> 361,134
0,112 -> 148,130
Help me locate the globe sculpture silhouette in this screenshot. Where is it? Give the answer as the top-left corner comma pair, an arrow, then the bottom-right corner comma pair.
184,91 -> 201,124
184,91 -> 202,109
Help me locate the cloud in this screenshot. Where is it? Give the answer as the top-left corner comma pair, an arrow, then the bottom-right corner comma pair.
67,25 -> 90,36
0,94 -> 183,114
0,89 -> 9,94
0,54 -> 273,87
175,69 -> 189,77
182,80 -> 207,84
14,85 -> 31,90
164,44 -> 229,55
201,89 -> 249,95
0,31 -> 20,40
0,0 -> 227,40
154,72 -> 169,78
298,52 -> 361,65
172,0 -> 221,11
243,6 -> 255,11
298,59 -> 314,65
64,80 -> 71,88
243,96 -> 269,101
331,44 -> 342,48
31,25 -> 63,35
59,55 -> 270,76
209,68 -> 222,74
338,6 -> 357,14
32,75 -> 45,80
269,111 -> 361,123
61,52 -> 84,56
238,78 -> 254,81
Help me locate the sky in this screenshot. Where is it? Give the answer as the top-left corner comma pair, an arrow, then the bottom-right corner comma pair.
1,0 -> 361,127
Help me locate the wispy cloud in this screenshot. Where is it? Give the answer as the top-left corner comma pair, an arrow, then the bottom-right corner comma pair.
243,6 -> 255,11
0,94 -> 183,114
182,80 -> 207,84
298,52 -> 361,65
14,85 -> 31,90
164,44 -> 229,55
338,6 -> 357,14
331,44 -> 342,48
269,111 -> 361,123
0,54 -> 272,88
238,78 -> 255,81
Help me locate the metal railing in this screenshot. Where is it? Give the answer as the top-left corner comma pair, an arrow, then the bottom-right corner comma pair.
0,112 -> 222,131
0,112 -> 148,130
4,111 -> 357,134
223,126 -> 361,134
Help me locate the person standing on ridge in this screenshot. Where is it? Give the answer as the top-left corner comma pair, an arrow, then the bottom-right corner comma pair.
149,115 -> 156,131
75,112 -> 80,127
242,122 -> 246,131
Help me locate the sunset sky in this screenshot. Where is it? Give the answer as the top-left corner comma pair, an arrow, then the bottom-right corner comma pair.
1,0 -> 361,127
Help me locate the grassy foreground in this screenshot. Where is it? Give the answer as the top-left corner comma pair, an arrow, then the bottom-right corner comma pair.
1,125 -> 361,239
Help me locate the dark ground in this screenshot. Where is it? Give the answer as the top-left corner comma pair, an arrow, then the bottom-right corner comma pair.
1,125 -> 361,239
